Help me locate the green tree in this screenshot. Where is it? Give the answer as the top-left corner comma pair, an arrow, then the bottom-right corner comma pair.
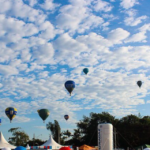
116,114 -> 150,149
28,139 -> 45,146
46,120 -> 61,144
63,130 -> 72,140
49,112 -> 150,149
76,112 -> 116,146
8,127 -> 29,146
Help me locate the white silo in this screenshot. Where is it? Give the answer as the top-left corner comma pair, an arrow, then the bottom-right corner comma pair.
98,123 -> 113,150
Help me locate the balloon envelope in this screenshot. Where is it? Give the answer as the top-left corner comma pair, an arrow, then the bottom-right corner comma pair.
5,107 -> 17,122
137,80 -> 142,88
14,146 -> 26,150
59,147 -> 71,150
64,80 -> 75,96
83,68 -> 89,75
37,109 -> 50,122
64,115 -> 69,120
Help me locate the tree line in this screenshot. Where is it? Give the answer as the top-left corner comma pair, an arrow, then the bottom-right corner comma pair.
8,112 -> 150,149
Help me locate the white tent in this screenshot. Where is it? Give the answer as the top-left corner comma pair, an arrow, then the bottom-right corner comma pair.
2,148 -> 11,150
0,132 -> 16,149
40,135 -> 62,149
26,144 -> 30,149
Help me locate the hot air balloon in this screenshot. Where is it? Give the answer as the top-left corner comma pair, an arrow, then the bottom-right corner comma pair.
64,80 -> 75,96
15,146 -> 26,150
137,81 -> 142,88
64,115 -> 69,120
59,147 -> 71,150
0,119 -> 1,125
37,109 -> 50,123
5,107 -> 17,123
83,68 -> 89,75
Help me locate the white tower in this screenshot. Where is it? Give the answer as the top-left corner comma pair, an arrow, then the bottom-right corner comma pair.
98,123 -> 113,150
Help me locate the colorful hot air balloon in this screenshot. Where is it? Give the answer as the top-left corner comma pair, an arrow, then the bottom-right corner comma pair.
83,68 -> 89,75
15,146 -> 26,150
64,115 -> 69,120
37,109 -> 50,123
64,80 -> 75,96
137,81 -> 142,88
5,107 -> 17,123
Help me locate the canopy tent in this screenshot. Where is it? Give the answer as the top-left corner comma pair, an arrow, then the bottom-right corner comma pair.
2,148 -> 11,150
79,145 -> 95,150
0,132 -> 16,149
40,135 -> 62,149
26,144 -> 30,150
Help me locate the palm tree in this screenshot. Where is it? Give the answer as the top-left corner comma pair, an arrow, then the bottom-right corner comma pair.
63,130 -> 72,141
73,129 -> 82,140
46,122 -> 55,135
46,120 -> 61,143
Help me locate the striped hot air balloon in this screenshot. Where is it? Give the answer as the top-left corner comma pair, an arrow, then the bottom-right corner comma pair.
5,107 -> 17,123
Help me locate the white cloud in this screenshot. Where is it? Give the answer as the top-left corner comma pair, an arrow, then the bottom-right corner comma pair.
21,49 -> 32,62
93,0 -> 113,12
40,0 -> 60,11
125,31 -> 146,43
99,46 -> 150,70
8,0 -> 46,23
76,32 -> 112,49
0,65 -> 18,76
0,0 -> 150,126
38,71 -> 49,78
139,23 -> 150,32
111,109 -> 138,117
32,43 -> 55,64
14,116 -> 31,123
56,4 -> 88,33
10,59 -> 28,72
102,22 -> 110,31
77,15 -> 104,33
26,63 -> 46,72
124,23 -> 150,43
120,0 -> 139,9
0,43 -> 18,63
68,0 -> 93,7
56,0 -> 104,33
53,33 -> 88,67
34,126 -> 46,129
39,21 -> 56,40
27,0 -> 37,7
0,83 -> 3,88
0,14 -> 39,43
123,9 -> 147,26
108,28 -> 130,44
61,69 -> 67,73
0,0 -> 12,13
124,15 -> 147,26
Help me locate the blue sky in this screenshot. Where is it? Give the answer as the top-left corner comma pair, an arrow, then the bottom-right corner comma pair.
0,0 -> 150,142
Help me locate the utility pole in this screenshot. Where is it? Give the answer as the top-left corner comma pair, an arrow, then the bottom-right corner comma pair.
33,133 -> 35,146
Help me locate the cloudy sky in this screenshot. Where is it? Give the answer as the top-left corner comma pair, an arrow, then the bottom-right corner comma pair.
0,0 -> 150,141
